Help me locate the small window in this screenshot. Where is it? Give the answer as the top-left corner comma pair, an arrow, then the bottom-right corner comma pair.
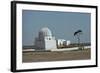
49,38 -> 51,40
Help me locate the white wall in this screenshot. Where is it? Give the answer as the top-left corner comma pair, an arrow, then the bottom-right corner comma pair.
45,39 -> 57,50
0,0 -> 100,73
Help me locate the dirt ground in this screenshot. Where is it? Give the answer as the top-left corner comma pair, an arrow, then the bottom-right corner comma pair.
22,49 -> 91,63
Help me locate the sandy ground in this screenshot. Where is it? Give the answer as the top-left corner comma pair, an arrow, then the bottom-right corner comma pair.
22,49 -> 91,63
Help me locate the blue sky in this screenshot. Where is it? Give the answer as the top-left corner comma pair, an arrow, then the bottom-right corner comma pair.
22,10 -> 91,46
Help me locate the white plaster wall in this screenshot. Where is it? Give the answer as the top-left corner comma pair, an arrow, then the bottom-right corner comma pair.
45,39 -> 57,50
57,39 -> 66,47
66,40 -> 71,45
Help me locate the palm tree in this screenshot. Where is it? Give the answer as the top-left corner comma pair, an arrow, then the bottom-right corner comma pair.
74,30 -> 82,50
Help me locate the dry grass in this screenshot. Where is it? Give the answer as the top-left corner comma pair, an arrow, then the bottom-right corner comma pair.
22,49 -> 91,63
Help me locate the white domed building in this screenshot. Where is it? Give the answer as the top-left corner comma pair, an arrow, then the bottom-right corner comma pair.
34,27 -> 57,50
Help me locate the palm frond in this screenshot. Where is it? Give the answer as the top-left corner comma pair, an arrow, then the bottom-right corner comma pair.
74,30 -> 82,36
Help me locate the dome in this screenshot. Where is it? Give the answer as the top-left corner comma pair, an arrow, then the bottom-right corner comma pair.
39,27 -> 52,37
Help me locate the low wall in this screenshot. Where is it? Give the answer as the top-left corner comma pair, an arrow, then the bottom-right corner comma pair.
23,46 -> 91,52
51,46 -> 91,51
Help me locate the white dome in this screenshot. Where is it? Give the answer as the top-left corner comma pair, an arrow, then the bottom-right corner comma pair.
39,27 -> 52,37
